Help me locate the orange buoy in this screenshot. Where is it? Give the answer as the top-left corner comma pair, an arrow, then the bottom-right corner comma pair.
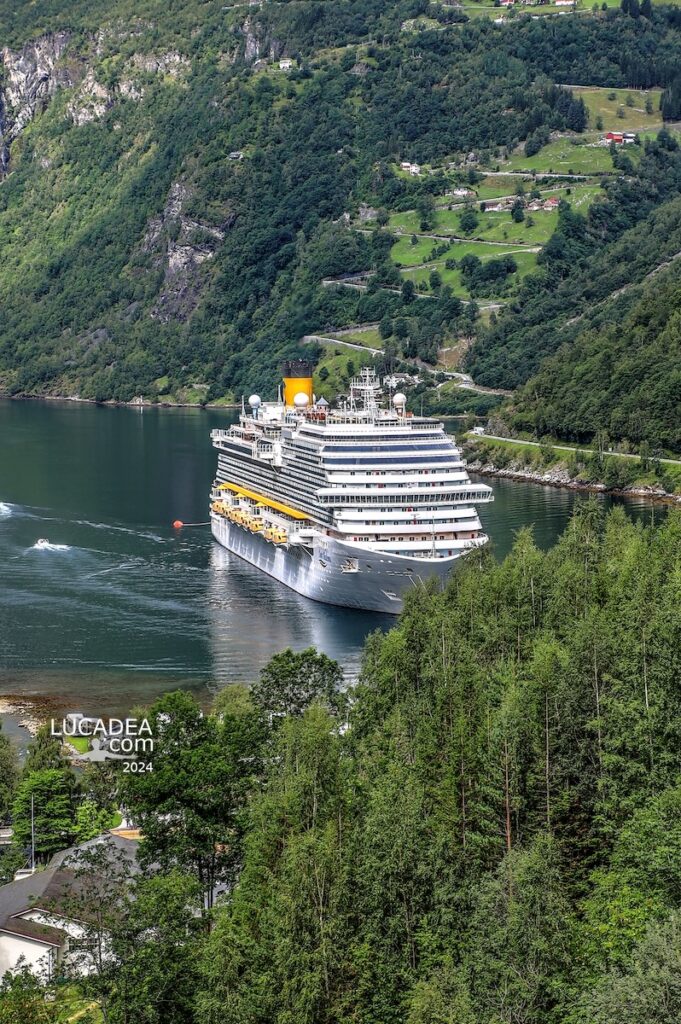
172,520 -> 184,529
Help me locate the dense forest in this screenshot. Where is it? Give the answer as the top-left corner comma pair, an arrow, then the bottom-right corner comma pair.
507,254 -> 681,450
3,505 -> 681,1022
2,0 -> 681,431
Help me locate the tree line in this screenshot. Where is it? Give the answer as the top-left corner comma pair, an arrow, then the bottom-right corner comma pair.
3,507 -> 681,1022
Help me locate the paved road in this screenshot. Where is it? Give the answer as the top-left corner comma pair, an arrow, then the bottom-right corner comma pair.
479,434 -> 681,466
303,336 -> 510,395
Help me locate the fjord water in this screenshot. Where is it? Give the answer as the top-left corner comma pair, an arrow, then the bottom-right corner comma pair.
0,399 -> 665,714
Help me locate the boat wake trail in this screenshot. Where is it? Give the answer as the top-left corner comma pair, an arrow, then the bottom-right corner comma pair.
76,520 -> 166,543
84,561 -> 143,578
30,539 -> 71,552
0,502 -> 12,518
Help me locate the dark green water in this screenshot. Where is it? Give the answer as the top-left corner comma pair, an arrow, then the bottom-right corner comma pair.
0,399 -> 665,714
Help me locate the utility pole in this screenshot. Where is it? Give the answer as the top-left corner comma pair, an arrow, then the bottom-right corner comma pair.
30,794 -> 36,871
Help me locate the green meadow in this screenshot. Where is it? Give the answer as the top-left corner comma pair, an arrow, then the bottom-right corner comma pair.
501,136 -> 616,174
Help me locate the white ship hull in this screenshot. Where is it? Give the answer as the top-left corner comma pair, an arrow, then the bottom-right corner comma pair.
211,514 -> 474,615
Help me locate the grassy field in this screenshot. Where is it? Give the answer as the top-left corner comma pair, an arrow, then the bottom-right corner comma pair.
474,209 -> 558,245
391,183 -> 599,244
391,233 -> 445,263
400,248 -> 538,296
575,86 -> 663,133
501,136 -> 616,174
55,985 -> 103,1023
68,736 -> 90,754
313,345 -> 375,399
330,328 -> 383,348
392,236 -> 530,268
474,175 -> 534,200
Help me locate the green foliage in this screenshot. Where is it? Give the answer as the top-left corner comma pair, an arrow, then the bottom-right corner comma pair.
61,842 -> 203,1024
122,690 -> 267,908
74,799 -> 117,843
251,646 -> 344,719
12,768 -> 77,863
22,724 -> 69,775
575,912 -> 681,1023
0,968 -> 58,1024
459,207 -> 479,235
468,132 -> 681,396
197,507 -> 681,1024
0,723 -> 18,823
512,266 -> 681,450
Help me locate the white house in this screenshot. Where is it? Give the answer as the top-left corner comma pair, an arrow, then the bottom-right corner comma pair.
279,58 -> 293,70
0,833 -> 139,980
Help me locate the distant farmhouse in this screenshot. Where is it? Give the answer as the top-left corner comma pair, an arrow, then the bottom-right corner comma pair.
605,131 -> 637,145
400,161 -> 421,176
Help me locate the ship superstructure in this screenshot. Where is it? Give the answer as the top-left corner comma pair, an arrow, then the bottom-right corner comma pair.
210,362 -> 493,613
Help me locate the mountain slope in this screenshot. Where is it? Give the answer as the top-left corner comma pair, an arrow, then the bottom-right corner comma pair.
509,251 -> 681,451
2,4 -> 681,403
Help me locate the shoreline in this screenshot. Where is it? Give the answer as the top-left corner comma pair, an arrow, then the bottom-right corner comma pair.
467,459 -> 681,506
0,392 -> 239,411
0,695 -> 63,736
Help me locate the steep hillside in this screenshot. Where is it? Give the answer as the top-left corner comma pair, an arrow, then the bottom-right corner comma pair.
2,2 -> 681,404
467,135 -> 681,386
509,253 -> 681,450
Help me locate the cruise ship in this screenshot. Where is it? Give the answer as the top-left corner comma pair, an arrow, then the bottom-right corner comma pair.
209,362 -> 493,614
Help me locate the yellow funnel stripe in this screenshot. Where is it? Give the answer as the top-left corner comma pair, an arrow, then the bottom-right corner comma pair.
218,482 -> 309,520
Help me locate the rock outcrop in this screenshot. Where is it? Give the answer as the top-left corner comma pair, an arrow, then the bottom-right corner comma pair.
137,181 -> 232,323
67,68 -> 112,126
0,31 -> 75,172
240,17 -> 283,64
0,29 -> 191,173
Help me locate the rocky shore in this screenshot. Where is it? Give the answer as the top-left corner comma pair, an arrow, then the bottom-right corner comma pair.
467,457 -> 681,506
0,694 -> 65,736
2,392 -> 239,410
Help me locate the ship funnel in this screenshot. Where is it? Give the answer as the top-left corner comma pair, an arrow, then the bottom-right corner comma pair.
281,360 -> 314,408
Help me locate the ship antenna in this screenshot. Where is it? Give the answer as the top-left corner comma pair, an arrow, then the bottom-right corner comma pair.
241,394 -> 245,415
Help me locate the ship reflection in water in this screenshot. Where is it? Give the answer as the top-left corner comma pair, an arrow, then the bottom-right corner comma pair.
207,544 -> 391,685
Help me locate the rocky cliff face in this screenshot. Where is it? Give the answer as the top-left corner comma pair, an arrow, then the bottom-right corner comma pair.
240,16 -> 283,64
138,181 -> 233,323
0,29 -> 196,173
0,31 -> 75,172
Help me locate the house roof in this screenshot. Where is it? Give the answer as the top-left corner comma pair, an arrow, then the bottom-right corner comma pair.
0,867 -> 58,926
0,832 -> 140,940
1,915 -> 66,947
